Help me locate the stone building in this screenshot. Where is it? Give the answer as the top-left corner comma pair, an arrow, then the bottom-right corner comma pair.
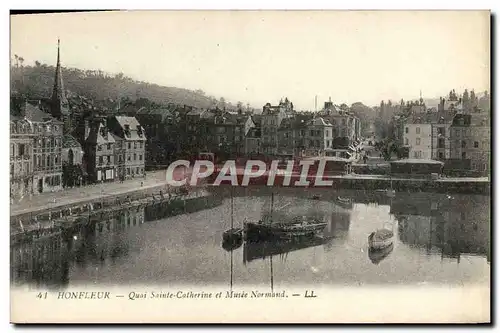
261,98 -> 293,155
84,118 -> 117,183
10,115 -> 35,200
107,116 -> 147,179
449,111 -> 490,176
29,105 -> 64,194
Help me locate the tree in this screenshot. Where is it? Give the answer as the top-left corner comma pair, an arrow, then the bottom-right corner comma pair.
218,97 -> 226,109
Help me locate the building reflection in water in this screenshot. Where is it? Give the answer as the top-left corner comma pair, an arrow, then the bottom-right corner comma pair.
11,205 -> 146,288
392,194 -> 490,263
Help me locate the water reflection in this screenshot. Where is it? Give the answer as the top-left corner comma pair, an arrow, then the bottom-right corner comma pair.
242,236 -> 331,264
368,244 -> 394,265
10,189 -> 490,288
393,194 -> 490,262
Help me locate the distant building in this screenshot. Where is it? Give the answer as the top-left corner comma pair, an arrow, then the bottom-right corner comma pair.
244,127 -> 262,156
449,111 -> 490,176
261,98 -> 293,155
135,105 -> 177,168
318,99 -> 361,146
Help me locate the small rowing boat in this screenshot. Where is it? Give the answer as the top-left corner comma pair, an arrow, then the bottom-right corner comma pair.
368,227 -> 394,250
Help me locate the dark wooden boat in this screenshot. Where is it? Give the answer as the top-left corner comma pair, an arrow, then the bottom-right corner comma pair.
368,243 -> 394,265
244,193 -> 327,242
244,218 -> 327,242
222,233 -> 243,252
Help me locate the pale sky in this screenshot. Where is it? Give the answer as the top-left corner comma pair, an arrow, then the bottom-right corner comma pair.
10,10 -> 490,110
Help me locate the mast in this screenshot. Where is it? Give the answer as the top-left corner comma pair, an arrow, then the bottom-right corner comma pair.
269,191 -> 274,291
230,186 -> 234,229
270,192 -> 274,224
270,254 -> 274,292
230,246 -> 234,291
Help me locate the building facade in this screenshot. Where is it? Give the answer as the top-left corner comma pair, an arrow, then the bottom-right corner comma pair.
84,119 -> 117,183
261,99 -> 293,155
404,114 -> 433,160
449,112 -> 490,176
107,116 -> 147,178
10,116 -> 35,200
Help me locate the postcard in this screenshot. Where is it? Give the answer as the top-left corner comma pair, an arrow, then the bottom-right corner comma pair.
9,10 -> 490,323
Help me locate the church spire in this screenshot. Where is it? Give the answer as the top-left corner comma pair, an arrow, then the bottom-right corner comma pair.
51,39 -> 69,116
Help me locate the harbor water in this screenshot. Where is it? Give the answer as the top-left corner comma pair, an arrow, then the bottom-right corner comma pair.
10,187 -> 490,289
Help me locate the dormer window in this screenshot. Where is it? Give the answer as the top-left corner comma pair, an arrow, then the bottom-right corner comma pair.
137,125 -> 143,137
124,124 -> 131,138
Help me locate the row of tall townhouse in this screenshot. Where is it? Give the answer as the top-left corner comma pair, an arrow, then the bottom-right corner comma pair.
400,89 -> 491,176
82,116 -> 147,182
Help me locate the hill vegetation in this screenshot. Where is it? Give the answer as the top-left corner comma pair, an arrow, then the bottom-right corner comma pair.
10,61 -> 255,112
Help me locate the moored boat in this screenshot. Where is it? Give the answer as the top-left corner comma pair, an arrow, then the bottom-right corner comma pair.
244,218 -> 327,242
368,228 -> 394,250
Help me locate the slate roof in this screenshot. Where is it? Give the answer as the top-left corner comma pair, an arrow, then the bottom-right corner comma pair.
406,111 -> 456,125
62,135 -> 82,149
114,116 -> 147,141
86,121 -> 116,144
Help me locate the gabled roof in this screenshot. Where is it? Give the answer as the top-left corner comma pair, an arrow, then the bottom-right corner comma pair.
407,111 -> 456,125
62,134 -> 82,149
86,121 -> 116,144
308,117 -> 332,127
113,116 -> 146,141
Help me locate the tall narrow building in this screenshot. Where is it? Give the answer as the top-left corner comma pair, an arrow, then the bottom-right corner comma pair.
51,39 -> 71,133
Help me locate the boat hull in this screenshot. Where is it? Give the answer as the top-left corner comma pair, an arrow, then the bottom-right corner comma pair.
368,232 -> 394,250
244,222 -> 327,242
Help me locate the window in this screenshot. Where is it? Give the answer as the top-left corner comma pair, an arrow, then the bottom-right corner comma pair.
474,141 -> 479,148
99,156 -> 103,165
437,127 -> 445,135
416,127 -> 420,134
438,152 -> 444,159
134,153 -> 137,161
107,143 -> 111,150
438,138 -> 445,149
136,167 -> 139,174
405,138 -> 408,145
461,140 -> 466,148
140,142 -> 143,149
462,152 -> 466,159
139,155 -> 142,161
127,154 -> 131,161
18,144 -> 25,156
416,138 -> 421,145
128,143 -> 131,149
127,168 -> 130,175
98,145 -> 102,151
405,127 -> 409,134
134,142 -> 137,149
